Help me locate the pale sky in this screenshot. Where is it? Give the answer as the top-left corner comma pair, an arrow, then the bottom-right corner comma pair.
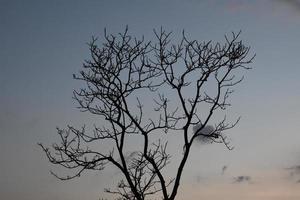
1,0 -> 300,200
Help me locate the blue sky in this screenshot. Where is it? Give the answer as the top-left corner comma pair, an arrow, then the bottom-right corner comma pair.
1,0 -> 300,199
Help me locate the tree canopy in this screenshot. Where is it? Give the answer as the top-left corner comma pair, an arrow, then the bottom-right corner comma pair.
40,27 -> 254,200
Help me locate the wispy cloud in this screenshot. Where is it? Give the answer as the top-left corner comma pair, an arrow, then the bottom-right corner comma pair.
233,175 -> 252,184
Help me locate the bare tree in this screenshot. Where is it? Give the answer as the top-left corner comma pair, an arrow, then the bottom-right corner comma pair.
39,27 -> 254,200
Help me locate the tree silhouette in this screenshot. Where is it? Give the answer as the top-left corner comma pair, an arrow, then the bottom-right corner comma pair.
39,27 -> 254,200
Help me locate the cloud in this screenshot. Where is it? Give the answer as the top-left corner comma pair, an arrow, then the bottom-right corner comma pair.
193,124 -> 216,144
233,175 -> 251,184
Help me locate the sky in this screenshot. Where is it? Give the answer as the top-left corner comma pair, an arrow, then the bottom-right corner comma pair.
1,0 -> 300,199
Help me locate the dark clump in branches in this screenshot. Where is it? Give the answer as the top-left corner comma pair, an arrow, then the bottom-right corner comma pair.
39,27 -> 254,200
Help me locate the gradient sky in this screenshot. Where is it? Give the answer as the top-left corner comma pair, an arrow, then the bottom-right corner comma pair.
1,0 -> 300,200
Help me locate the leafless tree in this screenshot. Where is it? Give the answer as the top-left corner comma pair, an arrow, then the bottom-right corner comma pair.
39,27 -> 254,200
